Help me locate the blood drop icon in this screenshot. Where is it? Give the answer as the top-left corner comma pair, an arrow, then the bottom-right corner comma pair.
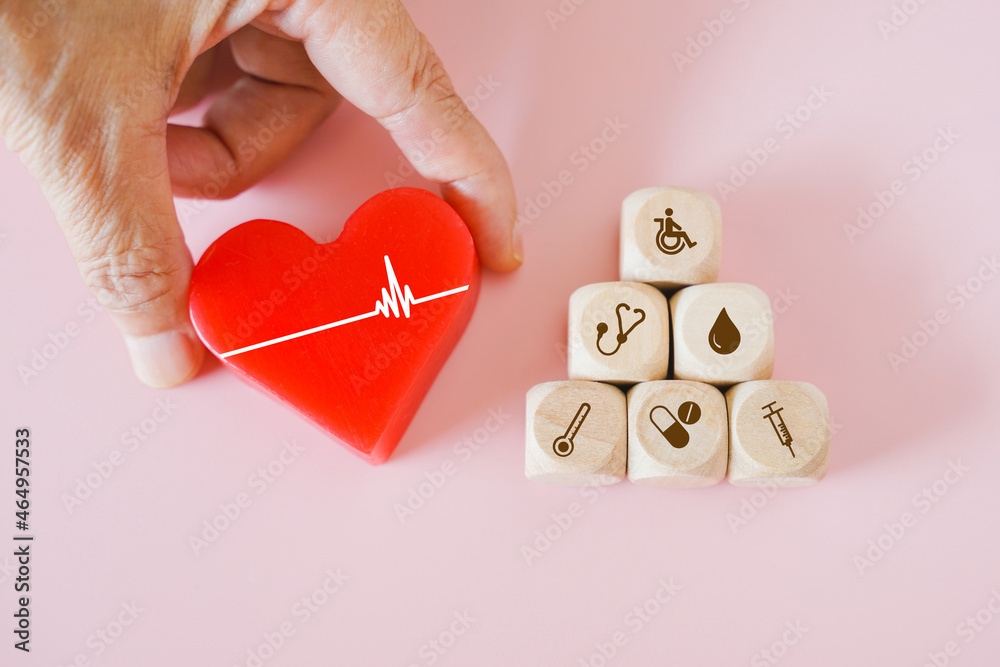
708,307 -> 740,355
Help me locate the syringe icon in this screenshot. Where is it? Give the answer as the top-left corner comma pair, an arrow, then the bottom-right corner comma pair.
761,401 -> 795,458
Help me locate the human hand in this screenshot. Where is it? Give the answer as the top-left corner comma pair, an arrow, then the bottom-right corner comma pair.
0,0 -> 521,387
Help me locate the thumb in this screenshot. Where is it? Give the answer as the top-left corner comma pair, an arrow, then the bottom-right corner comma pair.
29,119 -> 204,388
0,4 -> 205,388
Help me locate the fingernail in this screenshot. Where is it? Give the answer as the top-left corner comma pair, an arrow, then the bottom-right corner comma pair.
512,223 -> 524,264
125,330 -> 203,388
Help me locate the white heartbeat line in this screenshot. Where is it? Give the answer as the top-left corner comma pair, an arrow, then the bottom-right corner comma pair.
220,255 -> 469,358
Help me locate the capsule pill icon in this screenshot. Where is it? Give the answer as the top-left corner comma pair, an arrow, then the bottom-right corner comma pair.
650,401 -> 702,449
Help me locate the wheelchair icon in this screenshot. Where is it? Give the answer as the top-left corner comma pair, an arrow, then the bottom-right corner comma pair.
654,208 -> 697,255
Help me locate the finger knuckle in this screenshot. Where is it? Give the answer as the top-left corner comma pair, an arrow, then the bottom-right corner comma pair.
405,32 -> 450,100
80,239 -> 184,314
381,31 -> 466,127
436,87 -> 472,129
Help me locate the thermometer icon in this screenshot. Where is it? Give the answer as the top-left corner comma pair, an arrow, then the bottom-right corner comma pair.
553,403 -> 591,457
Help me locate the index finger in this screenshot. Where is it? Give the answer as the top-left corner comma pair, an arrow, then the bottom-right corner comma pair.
259,0 -> 522,271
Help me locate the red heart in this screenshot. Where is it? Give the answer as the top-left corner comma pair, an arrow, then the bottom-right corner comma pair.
189,188 -> 480,464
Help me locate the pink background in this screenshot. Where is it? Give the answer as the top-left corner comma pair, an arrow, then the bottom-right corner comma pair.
3,1 -> 1000,665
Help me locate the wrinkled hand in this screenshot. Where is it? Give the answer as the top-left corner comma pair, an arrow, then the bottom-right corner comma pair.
0,0 -> 521,387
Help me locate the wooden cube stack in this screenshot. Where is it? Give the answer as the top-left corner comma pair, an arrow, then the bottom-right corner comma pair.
525,186 -> 830,488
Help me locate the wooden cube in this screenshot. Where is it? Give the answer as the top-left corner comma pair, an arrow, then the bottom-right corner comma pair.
525,381 -> 627,486
727,381 -> 830,487
619,186 -> 721,289
568,282 -> 670,384
670,283 -> 774,386
627,381 -> 728,487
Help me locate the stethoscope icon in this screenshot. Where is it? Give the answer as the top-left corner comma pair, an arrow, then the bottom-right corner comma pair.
596,303 -> 646,356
